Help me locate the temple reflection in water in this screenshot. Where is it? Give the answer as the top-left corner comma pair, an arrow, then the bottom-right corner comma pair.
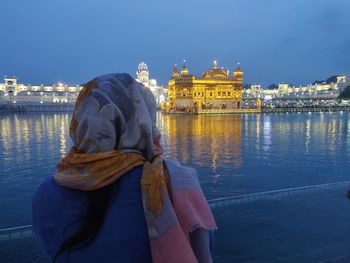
157,113 -> 243,170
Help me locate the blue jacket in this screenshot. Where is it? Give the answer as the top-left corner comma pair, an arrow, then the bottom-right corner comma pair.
32,166 -> 152,262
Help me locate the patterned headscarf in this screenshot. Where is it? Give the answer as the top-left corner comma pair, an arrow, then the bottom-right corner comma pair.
55,74 -> 164,210
70,73 -> 163,159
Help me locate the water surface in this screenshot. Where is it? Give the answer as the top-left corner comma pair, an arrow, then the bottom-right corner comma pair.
1,112 -> 350,228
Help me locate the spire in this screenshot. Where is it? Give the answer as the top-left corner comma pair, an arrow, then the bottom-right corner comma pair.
181,59 -> 189,75
234,62 -> 243,72
233,62 -> 243,79
237,62 -> 241,70
213,60 -> 219,69
182,59 -> 187,68
172,64 -> 179,78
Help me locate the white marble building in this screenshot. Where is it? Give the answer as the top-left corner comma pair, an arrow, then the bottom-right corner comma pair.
136,61 -> 166,108
243,75 -> 350,100
0,76 -> 81,107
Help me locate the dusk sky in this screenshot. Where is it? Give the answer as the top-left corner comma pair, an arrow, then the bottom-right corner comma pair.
0,0 -> 349,87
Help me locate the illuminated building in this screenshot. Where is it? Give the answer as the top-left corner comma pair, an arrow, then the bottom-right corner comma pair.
136,61 -> 166,108
243,75 -> 350,103
166,61 -> 244,112
0,76 -> 82,110
0,63 -> 168,110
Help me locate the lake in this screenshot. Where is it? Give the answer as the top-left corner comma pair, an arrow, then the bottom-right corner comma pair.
1,112 -> 350,262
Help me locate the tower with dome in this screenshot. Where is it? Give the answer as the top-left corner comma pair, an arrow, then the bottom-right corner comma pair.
136,60 -> 166,108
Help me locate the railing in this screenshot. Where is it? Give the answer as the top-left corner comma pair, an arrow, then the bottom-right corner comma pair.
261,106 -> 350,113
208,180 -> 350,209
198,109 -> 261,114
0,104 -> 74,112
0,225 -> 33,242
1,180 -> 350,243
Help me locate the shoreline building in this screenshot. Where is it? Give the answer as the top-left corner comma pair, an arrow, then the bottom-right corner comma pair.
0,62 -> 167,111
166,61 -> 243,112
0,76 -> 82,111
243,75 -> 350,107
136,61 -> 166,108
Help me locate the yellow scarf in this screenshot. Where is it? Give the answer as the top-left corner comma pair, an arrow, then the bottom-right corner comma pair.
55,148 -> 166,214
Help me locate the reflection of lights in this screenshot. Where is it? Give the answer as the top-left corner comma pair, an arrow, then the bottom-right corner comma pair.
329,119 -> 337,153
212,173 -> 221,183
263,115 -> 272,152
59,115 -> 69,158
305,118 -> 311,153
255,115 -> 261,151
161,114 -> 243,174
159,94 -> 165,103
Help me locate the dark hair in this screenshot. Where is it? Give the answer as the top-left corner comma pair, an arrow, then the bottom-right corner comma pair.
53,183 -> 115,262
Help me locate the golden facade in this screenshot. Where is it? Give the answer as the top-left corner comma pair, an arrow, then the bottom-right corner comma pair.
166,61 -> 243,112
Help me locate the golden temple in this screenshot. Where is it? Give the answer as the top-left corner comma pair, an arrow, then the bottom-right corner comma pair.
164,61 -> 245,113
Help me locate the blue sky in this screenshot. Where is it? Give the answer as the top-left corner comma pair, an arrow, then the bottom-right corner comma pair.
0,0 -> 349,87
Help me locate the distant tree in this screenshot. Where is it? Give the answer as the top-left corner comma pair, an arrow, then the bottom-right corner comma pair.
312,80 -> 325,85
326,75 -> 338,84
243,84 -> 251,90
339,85 -> 350,99
267,83 -> 278,90
312,76 -> 338,85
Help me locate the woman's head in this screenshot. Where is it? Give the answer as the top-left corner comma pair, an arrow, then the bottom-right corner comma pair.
54,73 -> 162,261
70,73 -> 162,160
